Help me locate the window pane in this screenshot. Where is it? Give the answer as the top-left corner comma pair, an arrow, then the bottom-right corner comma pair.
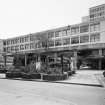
71,37 -> 79,44
15,45 -> 19,52
67,29 -> 71,35
3,41 -> 6,46
71,27 -> 79,34
90,33 -> 100,42
48,32 -> 54,38
55,39 -> 62,46
90,23 -> 100,32
11,46 -> 15,51
20,45 -> 24,50
30,35 -> 35,41
55,31 -> 60,37
25,36 -> 29,42
35,42 -> 42,48
80,25 -> 89,33
62,30 -> 67,36
80,35 -> 89,43
25,44 -> 30,49
63,38 -> 70,45
48,40 -> 54,47
7,47 -> 11,52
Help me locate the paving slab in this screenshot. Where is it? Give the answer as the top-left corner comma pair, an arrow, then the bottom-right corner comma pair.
56,70 -> 104,87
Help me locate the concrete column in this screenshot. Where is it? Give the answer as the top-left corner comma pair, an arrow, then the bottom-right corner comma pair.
61,54 -> 63,74
98,49 -> 102,70
4,54 -> 7,68
73,50 -> 77,71
98,59 -> 102,70
38,54 -> 41,62
25,54 -> 27,66
54,53 -> 57,63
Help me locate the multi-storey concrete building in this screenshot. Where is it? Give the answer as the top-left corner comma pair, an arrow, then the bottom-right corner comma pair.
0,39 -> 4,66
90,4 -> 105,21
2,4 -> 105,70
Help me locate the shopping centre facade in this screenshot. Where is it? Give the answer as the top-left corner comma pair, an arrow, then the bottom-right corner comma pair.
1,3 -> 105,70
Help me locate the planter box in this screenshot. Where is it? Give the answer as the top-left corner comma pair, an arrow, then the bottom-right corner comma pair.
43,74 -> 68,81
21,73 -> 41,79
0,69 -> 7,73
6,72 -> 22,78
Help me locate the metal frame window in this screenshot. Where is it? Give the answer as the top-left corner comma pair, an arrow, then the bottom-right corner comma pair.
80,35 -> 89,43
80,25 -> 89,33
48,32 -> 54,39
20,44 -> 24,50
90,33 -> 100,42
55,31 -> 60,37
90,23 -> 100,32
63,38 -> 70,45
71,37 -> 79,44
71,27 -> 79,35
55,39 -> 62,46
48,40 -> 54,47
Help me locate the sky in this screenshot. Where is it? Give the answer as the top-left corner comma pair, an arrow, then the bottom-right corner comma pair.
0,0 -> 105,39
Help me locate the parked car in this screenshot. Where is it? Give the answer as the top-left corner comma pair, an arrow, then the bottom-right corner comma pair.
80,65 -> 91,70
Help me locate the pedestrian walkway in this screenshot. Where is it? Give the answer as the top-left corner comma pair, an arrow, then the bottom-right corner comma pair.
56,70 -> 104,87
0,70 -> 105,87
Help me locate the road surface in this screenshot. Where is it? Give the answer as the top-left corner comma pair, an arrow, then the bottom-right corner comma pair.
0,79 -> 105,105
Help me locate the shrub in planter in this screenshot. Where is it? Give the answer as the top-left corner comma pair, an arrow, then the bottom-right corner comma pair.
6,71 -> 22,78
43,73 -> 68,81
0,68 -> 7,73
46,67 -> 62,75
6,66 -> 25,78
21,73 -> 41,79
30,73 -> 41,79
21,73 -> 31,79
